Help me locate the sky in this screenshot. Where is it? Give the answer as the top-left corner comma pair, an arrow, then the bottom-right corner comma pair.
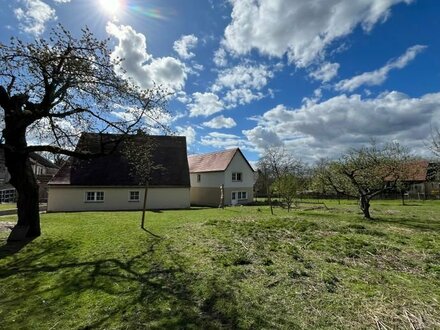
1,0 -> 440,164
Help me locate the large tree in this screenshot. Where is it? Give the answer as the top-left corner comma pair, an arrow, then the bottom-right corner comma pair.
314,142 -> 411,219
0,27 -> 167,240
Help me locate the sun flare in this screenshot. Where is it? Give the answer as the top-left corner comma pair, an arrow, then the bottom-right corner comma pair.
99,0 -> 122,16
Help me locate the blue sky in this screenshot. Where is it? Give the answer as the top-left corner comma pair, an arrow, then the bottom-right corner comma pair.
1,0 -> 440,163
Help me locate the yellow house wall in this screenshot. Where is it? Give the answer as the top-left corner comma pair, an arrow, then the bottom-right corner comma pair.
47,186 -> 190,212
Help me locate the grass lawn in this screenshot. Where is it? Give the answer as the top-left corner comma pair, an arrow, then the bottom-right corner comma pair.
0,203 -> 16,211
0,200 -> 439,329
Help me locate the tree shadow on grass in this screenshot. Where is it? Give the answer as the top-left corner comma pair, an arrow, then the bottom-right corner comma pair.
0,238 -> 243,329
0,238 -> 36,260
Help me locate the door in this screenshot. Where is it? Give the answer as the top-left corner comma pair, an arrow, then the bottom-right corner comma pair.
231,191 -> 237,205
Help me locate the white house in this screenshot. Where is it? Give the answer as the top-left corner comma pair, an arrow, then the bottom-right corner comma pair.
188,148 -> 256,206
47,133 -> 190,212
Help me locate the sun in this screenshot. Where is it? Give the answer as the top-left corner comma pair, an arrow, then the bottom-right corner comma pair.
99,0 -> 122,16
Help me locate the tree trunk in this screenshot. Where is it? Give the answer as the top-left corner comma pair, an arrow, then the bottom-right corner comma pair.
267,185 -> 273,215
141,183 -> 148,228
401,190 -> 405,206
359,195 -> 371,219
1,89 -> 41,240
4,148 -> 40,240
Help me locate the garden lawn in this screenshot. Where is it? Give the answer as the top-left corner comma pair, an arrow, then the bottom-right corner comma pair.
0,200 -> 439,329
0,203 -> 17,211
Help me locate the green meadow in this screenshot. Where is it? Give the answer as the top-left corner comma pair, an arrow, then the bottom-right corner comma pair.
0,200 -> 439,329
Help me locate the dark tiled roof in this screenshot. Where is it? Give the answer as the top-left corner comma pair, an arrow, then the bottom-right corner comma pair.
49,133 -> 190,187
188,148 -> 255,173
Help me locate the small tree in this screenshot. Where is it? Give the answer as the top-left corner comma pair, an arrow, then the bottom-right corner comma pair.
0,26 -> 167,240
122,132 -> 164,229
258,147 -> 304,213
272,174 -> 299,212
315,142 -> 411,219
256,157 -> 274,214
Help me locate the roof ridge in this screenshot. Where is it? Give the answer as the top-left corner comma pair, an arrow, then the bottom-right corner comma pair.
188,148 -> 238,158
80,132 -> 186,139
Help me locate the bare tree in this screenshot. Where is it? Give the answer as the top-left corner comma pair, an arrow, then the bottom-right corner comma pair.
0,26 -> 167,240
256,157 -> 274,215
258,147 -> 305,213
431,127 -> 440,158
314,142 -> 411,219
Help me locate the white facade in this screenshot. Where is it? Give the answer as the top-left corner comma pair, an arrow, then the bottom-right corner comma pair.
190,151 -> 256,206
48,186 -> 190,212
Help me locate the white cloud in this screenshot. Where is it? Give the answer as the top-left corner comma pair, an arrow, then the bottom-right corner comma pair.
224,88 -> 264,108
14,0 -> 57,36
106,22 -> 187,92
212,63 -> 273,92
213,47 -> 228,67
302,88 -> 323,107
245,91 -> 440,162
202,115 -> 237,129
173,34 -> 198,60
223,0 -> 413,67
53,0 -> 70,3
193,63 -> 204,71
188,92 -> 224,117
176,91 -> 192,104
200,132 -> 250,149
211,63 -> 274,107
336,45 -> 427,91
176,126 -> 197,145
310,62 -> 340,82
242,126 -> 282,150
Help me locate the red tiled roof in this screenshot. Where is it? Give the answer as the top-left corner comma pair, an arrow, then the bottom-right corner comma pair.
188,149 -> 239,173
402,160 -> 429,182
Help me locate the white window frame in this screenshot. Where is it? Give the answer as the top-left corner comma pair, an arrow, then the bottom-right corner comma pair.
128,190 -> 140,202
231,191 -> 248,202
85,191 -> 105,203
232,172 -> 242,182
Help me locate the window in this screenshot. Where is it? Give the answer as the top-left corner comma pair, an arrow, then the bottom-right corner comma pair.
231,191 -> 247,201
197,174 -> 201,182
0,188 -> 16,203
232,172 -> 242,182
85,191 -> 104,202
129,191 -> 140,202
238,191 -> 247,200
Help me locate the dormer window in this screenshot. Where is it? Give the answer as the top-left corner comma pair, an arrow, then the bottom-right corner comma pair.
232,172 -> 242,182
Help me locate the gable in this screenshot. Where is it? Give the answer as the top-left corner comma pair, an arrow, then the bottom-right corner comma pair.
226,149 -> 255,174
